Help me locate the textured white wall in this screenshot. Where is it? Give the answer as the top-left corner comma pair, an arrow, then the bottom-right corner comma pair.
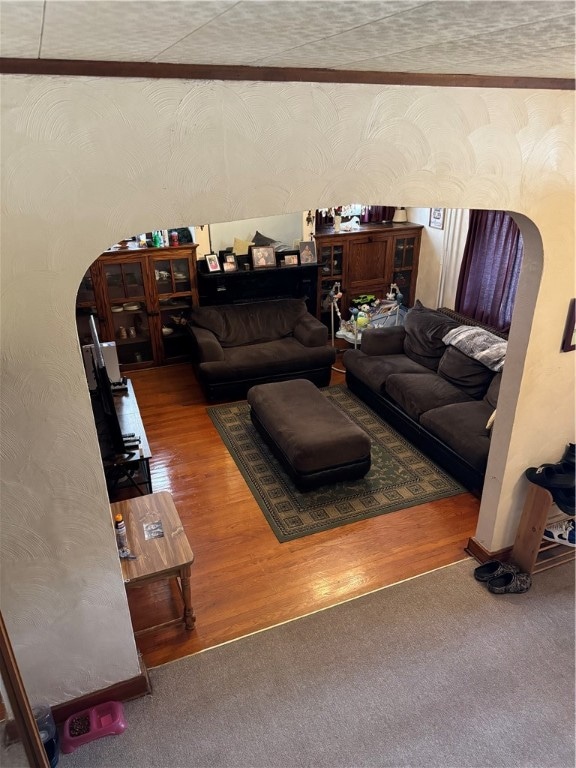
1,76 -> 574,704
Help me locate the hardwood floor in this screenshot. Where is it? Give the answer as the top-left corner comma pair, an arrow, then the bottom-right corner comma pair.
125,362 -> 480,668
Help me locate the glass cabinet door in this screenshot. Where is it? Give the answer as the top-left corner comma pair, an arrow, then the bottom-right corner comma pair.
319,245 -> 344,278
158,296 -> 194,362
153,257 -> 192,295
76,306 -> 100,346
110,301 -> 154,367
104,261 -> 146,301
393,237 -> 415,269
77,271 -> 96,303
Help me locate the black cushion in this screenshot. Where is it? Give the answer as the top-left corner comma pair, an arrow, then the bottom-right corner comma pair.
484,371 -> 502,409
420,401 -> 494,472
252,230 -> 276,246
385,373 -> 474,421
437,346 -> 494,399
403,301 -> 460,371
343,350 -> 430,394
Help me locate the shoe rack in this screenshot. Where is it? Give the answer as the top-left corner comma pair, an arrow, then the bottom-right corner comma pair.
511,484 -> 575,574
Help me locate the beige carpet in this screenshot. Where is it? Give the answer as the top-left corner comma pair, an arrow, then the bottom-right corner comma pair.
46,558 -> 575,768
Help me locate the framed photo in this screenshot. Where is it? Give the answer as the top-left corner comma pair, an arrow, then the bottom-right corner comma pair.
222,253 -> 238,272
429,208 -> 445,230
299,241 -> 317,264
561,298 -> 576,352
206,253 -> 221,273
283,253 -> 299,267
251,246 -> 276,269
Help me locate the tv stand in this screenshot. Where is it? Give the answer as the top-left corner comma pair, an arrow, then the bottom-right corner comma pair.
104,380 -> 152,500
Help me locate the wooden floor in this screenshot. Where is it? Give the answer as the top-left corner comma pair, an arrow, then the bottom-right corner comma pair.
125,362 -> 480,669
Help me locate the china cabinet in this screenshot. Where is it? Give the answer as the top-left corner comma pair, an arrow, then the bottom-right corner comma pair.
76,244 -> 198,371
314,222 -> 422,325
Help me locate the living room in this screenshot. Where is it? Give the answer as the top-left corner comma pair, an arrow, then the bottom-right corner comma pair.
1,2 -> 574,750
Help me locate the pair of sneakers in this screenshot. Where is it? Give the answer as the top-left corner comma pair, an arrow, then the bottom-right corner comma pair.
525,443 -> 575,515
542,519 -> 575,548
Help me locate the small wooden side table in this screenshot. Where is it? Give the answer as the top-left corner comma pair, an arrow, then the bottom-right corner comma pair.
111,491 -> 196,634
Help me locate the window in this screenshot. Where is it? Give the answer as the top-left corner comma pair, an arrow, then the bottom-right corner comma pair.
456,210 -> 524,331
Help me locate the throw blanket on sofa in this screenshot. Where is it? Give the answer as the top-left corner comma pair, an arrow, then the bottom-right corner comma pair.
442,326 -> 507,371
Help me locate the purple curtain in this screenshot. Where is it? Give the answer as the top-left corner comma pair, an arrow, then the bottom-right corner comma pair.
360,206 -> 395,223
456,210 -> 524,331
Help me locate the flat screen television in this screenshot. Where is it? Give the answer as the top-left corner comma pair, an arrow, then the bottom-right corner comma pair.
88,315 -> 126,458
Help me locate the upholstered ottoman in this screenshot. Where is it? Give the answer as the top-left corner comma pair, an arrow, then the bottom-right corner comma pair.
247,379 -> 371,491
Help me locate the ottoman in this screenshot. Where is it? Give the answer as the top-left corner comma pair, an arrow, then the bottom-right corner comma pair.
247,379 -> 371,491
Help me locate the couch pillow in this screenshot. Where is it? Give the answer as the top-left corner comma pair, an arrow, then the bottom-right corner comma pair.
189,306 -> 226,339
192,299 -> 308,347
403,300 -> 460,371
233,237 -> 253,255
437,346 -> 494,399
484,371 -> 502,409
252,230 -> 276,246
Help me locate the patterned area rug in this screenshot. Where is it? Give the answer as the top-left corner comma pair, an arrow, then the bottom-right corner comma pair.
207,385 -> 464,542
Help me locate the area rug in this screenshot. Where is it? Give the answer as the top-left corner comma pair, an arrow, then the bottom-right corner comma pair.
208,385 -> 464,541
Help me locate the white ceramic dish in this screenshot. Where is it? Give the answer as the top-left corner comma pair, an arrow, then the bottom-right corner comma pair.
162,327 -> 174,336
123,303 -> 140,311
111,306 -> 124,313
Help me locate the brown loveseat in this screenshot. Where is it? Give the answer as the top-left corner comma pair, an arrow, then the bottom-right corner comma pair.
187,299 -> 336,401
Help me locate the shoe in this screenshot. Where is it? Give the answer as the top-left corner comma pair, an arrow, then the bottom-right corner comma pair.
525,463 -> 575,490
473,560 -> 519,582
543,519 -> 575,547
560,443 -> 576,467
552,487 -> 576,516
487,571 -> 532,594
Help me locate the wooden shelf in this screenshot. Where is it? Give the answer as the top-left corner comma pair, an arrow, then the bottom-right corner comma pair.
511,484 -> 575,574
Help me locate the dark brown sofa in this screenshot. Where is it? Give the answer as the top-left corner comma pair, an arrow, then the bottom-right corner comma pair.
343,302 -> 507,494
187,299 -> 336,401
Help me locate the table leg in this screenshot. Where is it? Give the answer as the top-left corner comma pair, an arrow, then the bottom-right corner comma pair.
180,565 -> 196,631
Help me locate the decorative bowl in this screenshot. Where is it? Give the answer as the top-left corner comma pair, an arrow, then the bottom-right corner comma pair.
161,327 -> 174,336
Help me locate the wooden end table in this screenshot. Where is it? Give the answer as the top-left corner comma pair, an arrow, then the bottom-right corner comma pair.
111,491 -> 196,635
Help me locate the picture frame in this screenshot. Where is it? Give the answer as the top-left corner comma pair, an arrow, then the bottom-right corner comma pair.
222,253 -> 238,272
283,253 -> 299,267
561,298 -> 576,352
206,253 -> 221,273
429,208 -> 445,230
251,246 -> 276,269
299,241 -> 317,264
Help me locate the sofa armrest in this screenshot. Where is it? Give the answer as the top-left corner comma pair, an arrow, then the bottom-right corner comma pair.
360,326 -> 406,356
187,325 -> 225,362
293,314 -> 329,347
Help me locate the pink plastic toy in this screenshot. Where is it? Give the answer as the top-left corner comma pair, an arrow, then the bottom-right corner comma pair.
60,701 -> 126,754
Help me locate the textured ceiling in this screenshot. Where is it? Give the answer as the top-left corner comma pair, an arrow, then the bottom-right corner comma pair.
0,0 -> 574,80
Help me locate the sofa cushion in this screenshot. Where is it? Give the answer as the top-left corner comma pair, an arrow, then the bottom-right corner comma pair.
189,299 -> 308,348
437,346 -> 494,399
442,325 -> 507,372
420,401 -> 494,472
198,338 -> 336,384
484,371 -> 502,409
385,373 -> 474,421
252,230 -> 276,246
343,349 -> 430,394
403,301 -> 460,371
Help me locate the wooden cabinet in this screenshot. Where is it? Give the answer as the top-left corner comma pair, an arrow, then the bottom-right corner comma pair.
76,244 -> 199,371
314,223 -> 422,324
